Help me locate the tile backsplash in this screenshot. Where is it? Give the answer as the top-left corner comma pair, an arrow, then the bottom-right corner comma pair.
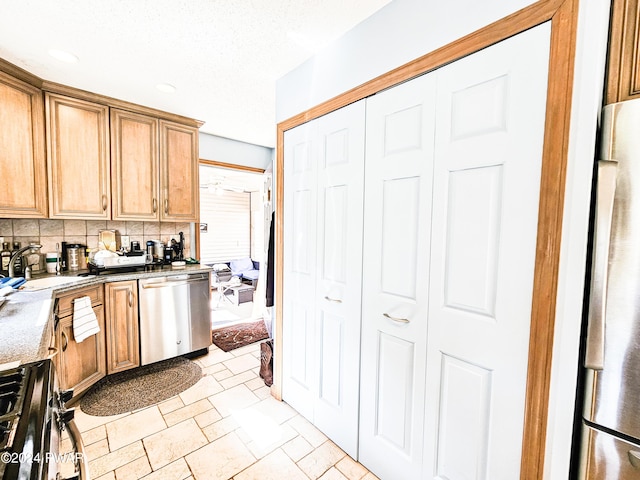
0,219 -> 192,257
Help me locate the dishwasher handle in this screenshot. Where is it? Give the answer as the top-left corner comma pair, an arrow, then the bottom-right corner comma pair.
140,276 -> 208,289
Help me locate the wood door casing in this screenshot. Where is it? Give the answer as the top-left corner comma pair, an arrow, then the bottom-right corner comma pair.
160,120 -> 199,222
105,280 -> 140,374
46,93 -> 110,219
111,109 -> 159,221
0,71 -> 47,218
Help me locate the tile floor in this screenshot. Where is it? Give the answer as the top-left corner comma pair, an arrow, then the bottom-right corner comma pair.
72,342 -> 378,480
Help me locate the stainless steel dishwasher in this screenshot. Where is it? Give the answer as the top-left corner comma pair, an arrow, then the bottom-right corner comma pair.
138,272 -> 211,365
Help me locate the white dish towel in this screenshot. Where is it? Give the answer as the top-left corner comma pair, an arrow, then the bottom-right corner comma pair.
73,296 -> 100,343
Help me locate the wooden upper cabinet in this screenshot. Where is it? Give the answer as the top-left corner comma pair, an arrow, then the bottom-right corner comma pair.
606,0 -> 640,103
46,93 -> 111,219
111,109 -> 160,221
0,71 -> 47,218
159,120 -> 199,222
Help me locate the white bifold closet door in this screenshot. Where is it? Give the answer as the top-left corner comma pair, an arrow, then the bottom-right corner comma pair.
282,100 -> 366,458
423,24 -> 551,480
359,73 -> 437,480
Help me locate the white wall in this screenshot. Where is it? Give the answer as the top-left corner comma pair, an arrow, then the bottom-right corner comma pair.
275,1 -> 612,478
276,0 -> 537,122
199,131 -> 273,170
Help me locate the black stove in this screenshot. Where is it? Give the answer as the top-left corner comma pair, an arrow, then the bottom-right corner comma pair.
0,360 -> 87,480
0,367 -> 26,455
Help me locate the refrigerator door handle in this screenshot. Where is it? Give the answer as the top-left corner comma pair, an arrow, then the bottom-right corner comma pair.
585,159 -> 618,370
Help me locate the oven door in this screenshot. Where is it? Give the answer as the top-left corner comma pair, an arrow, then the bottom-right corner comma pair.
52,378 -> 90,480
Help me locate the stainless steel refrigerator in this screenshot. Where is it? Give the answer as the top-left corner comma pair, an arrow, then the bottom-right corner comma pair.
581,97 -> 640,478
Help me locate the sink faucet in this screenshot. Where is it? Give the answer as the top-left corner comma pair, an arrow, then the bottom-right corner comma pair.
8,244 -> 42,278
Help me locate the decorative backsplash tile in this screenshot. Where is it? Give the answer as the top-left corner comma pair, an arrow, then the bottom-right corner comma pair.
0,219 -> 192,258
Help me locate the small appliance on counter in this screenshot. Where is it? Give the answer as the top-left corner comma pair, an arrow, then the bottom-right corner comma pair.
87,248 -> 147,275
65,244 -> 87,271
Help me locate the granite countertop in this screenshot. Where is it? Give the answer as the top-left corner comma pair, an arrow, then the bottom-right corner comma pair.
0,264 -> 212,367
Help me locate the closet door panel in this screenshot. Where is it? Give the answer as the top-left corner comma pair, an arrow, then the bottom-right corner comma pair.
360,73 -> 437,480
283,100 -> 366,459
424,24 -> 551,480
314,100 -> 365,459
283,121 -> 318,421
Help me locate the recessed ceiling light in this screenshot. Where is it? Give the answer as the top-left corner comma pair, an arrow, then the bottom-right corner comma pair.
48,49 -> 79,63
156,83 -> 176,93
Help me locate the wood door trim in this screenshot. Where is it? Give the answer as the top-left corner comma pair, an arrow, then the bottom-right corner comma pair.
196,159 -> 266,260
200,158 -> 265,174
274,0 -> 580,478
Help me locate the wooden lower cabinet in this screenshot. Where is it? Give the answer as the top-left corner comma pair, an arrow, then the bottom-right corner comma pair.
55,284 -> 106,397
56,305 -> 106,396
105,280 -> 140,374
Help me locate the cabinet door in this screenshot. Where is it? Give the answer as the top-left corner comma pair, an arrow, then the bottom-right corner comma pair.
105,280 -> 140,374
159,120 -> 199,222
46,93 -> 110,219
606,0 -> 640,102
0,72 -> 47,218
359,73 -> 437,480
111,109 -> 159,221
57,307 -> 106,395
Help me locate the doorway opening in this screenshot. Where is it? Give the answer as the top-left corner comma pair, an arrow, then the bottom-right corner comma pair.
199,161 -> 270,330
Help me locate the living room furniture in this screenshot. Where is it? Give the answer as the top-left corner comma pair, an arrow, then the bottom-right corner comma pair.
228,284 -> 254,305
230,257 -> 260,286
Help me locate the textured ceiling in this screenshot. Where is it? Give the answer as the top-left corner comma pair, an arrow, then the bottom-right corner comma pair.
0,0 -> 390,148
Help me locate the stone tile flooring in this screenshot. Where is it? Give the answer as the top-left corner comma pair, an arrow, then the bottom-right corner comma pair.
73,342 -> 378,480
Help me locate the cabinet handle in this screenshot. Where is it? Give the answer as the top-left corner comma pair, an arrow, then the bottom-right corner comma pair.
61,331 -> 68,352
128,290 -> 133,307
153,198 -> 157,213
383,312 -> 410,324
164,199 -> 169,214
102,194 -> 108,212
324,296 -> 342,304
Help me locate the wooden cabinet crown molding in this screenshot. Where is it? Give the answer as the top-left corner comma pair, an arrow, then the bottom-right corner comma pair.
41,80 -> 205,128
0,57 -> 203,129
0,57 -> 42,89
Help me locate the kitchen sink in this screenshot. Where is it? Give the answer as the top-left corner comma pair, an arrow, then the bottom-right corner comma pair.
21,276 -> 85,291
